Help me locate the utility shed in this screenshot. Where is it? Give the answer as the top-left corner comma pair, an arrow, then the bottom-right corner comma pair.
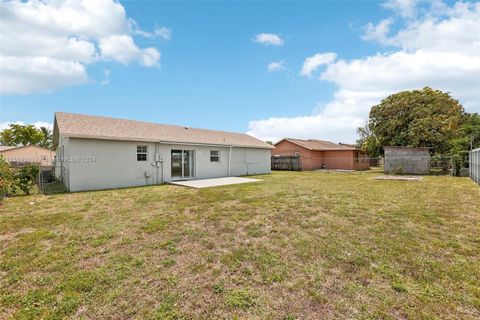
384,146 -> 431,175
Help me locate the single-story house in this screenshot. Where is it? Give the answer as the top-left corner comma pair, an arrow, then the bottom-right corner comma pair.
0,145 -> 54,168
272,138 -> 369,171
384,146 -> 430,175
53,112 -> 273,192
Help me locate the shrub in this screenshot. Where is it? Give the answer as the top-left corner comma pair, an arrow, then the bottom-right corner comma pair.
0,155 -> 14,197
11,164 -> 40,195
451,154 -> 463,176
431,154 -> 450,173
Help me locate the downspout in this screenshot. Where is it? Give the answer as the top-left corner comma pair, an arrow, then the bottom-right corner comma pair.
228,146 -> 233,176
59,136 -> 68,191
155,142 -> 159,184
154,142 -> 163,184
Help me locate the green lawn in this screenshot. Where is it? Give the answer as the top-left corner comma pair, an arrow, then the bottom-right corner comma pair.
1,170 -> 479,319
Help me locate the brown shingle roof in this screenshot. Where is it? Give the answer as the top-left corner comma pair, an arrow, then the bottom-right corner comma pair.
54,112 -> 273,149
276,138 -> 360,151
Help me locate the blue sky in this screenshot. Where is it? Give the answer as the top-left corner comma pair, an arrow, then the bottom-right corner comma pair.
1,0 -> 479,142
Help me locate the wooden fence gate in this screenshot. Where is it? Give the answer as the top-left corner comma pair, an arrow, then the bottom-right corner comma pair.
271,155 -> 301,171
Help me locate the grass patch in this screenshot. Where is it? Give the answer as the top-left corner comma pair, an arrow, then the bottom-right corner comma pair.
142,216 -> 170,233
150,293 -> 185,320
225,289 -> 256,310
1,170 -> 479,318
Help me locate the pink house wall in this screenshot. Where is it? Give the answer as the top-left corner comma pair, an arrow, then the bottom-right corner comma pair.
272,140 -> 369,171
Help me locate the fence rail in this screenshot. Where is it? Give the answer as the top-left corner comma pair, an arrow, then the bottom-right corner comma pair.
470,148 -> 480,185
271,155 -> 301,171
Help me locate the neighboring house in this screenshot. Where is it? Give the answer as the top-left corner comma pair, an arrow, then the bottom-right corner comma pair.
0,145 -> 54,168
53,112 -> 273,192
272,138 -> 369,171
384,146 -> 430,175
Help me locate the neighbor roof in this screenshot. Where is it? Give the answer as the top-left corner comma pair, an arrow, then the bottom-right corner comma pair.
0,146 -> 17,152
54,112 -> 273,149
0,145 -> 53,152
275,138 -> 361,151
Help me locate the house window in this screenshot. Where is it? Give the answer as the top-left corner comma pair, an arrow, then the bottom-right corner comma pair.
210,150 -> 220,162
137,145 -> 148,161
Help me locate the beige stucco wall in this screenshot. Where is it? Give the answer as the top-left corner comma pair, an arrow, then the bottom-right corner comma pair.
59,137 -> 271,192
0,145 -> 54,167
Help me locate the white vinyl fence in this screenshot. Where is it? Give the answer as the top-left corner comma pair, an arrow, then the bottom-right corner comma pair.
470,148 -> 480,185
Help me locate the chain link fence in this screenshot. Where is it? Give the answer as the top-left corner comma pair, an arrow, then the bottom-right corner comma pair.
470,148 -> 480,185
38,165 -> 67,194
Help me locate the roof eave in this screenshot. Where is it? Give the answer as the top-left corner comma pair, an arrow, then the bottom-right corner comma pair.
275,138 -> 314,150
61,133 -> 274,149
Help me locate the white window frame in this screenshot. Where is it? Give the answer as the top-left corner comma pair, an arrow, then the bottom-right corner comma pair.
137,145 -> 148,161
210,150 -> 220,162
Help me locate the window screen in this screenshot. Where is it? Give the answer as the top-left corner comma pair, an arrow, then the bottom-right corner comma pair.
137,145 -> 148,161
210,150 -> 219,162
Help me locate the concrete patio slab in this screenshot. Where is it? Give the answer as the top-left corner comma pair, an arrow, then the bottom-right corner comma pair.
170,177 -> 262,189
374,175 -> 424,181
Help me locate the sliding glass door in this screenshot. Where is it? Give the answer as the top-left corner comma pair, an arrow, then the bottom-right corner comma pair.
171,150 -> 195,179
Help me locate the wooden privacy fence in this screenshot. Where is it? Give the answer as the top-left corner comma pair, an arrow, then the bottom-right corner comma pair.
271,155 -> 301,171
470,148 -> 480,185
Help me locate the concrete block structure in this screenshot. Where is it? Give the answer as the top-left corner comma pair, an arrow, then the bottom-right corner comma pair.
384,146 -> 431,175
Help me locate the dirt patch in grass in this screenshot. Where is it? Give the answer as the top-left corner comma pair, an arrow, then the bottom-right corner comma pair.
1,171 -> 479,319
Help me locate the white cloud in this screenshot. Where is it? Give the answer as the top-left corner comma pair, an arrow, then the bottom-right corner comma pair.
248,1 -> 480,143
248,115 -> 364,144
140,48 -> 161,67
267,61 -> 286,72
99,35 -> 160,67
155,27 -> 172,40
100,69 -> 110,85
0,56 -> 88,94
386,2 -> 480,54
0,121 -> 23,131
253,33 -> 284,46
130,20 -> 172,41
365,2 -> 480,54
300,52 -> 337,77
362,18 -> 394,43
0,121 -> 53,131
32,121 -> 54,131
382,0 -> 422,18
0,0 -> 162,95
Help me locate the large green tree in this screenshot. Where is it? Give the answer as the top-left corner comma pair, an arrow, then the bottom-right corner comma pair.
449,113 -> 480,167
358,87 -> 467,157
38,126 -> 53,149
0,124 -> 52,148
